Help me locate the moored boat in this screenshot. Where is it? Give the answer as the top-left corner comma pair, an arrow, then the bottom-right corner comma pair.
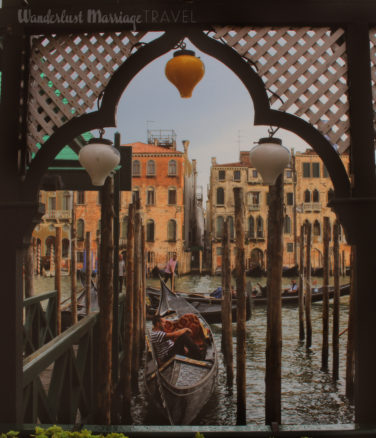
144,280 -> 218,425
252,283 -> 350,305
146,286 -> 252,324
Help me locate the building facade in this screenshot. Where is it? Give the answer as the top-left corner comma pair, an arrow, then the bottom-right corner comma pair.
206,148 -> 351,275
33,137 -> 202,276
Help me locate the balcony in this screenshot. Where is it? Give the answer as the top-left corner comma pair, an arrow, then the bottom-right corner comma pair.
303,202 -> 321,212
248,204 -> 261,211
43,210 -> 72,221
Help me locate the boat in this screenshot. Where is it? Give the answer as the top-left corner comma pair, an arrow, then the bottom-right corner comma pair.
146,286 -> 252,324
252,283 -> 350,306
282,265 -> 299,277
246,264 -> 266,277
144,279 -> 218,425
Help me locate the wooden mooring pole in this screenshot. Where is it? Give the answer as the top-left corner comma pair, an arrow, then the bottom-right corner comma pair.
85,231 -> 91,314
96,176 -> 114,424
24,238 -> 35,298
132,198 -> 142,388
221,217 -> 233,387
140,223 -> 146,348
71,206 -> 77,325
332,220 -> 340,381
123,202 -> 135,423
321,217 -> 330,371
346,246 -> 355,399
305,221 -> 312,349
265,174 -> 284,426
234,187 -> 246,425
55,226 -> 62,334
298,224 -> 305,341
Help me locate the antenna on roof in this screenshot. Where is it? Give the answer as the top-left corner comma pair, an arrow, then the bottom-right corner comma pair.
146,120 -> 156,142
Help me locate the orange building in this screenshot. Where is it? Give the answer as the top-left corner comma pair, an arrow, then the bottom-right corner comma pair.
33,136 -> 201,275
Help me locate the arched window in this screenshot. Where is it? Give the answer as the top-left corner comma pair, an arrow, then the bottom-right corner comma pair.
77,191 -> 85,204
313,189 -> 320,202
216,216 -> 224,238
133,160 -> 141,176
167,220 -> 177,241
77,219 -> 84,240
62,239 -> 70,258
328,189 -> 334,203
147,160 -> 156,176
147,187 -> 155,205
168,187 -> 177,205
256,216 -> 264,238
168,159 -> 177,176
146,220 -> 155,242
248,215 -> 255,238
304,190 -> 311,203
284,215 -> 291,234
45,236 -> 55,258
62,191 -> 70,210
216,187 -> 224,205
313,220 -> 321,236
132,187 -> 140,202
227,216 -> 234,239
48,195 -> 56,211
121,216 -> 128,239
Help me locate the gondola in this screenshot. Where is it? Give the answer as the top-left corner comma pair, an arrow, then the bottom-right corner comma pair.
246,265 -> 266,277
282,265 -> 299,277
144,280 -> 218,425
146,286 -> 252,324
252,283 -> 350,305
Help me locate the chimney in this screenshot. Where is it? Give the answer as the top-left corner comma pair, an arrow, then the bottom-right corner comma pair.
182,140 -> 189,155
211,157 -> 217,165
153,138 -> 158,146
240,151 -> 250,164
192,159 -> 197,174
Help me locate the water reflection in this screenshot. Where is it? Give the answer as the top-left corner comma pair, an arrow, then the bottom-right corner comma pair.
34,273 -> 354,425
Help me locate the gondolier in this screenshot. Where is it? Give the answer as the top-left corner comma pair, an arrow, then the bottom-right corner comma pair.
163,253 -> 177,287
150,314 -> 202,363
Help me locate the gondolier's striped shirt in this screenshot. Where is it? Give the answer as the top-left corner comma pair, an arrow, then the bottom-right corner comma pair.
150,329 -> 174,362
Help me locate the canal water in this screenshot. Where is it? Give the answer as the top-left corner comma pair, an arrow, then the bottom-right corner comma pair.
34,273 -> 354,426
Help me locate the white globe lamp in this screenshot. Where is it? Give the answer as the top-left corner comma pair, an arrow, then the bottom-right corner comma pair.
249,137 -> 291,185
79,138 -> 120,186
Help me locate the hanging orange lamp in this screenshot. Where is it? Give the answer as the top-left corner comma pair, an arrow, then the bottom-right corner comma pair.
165,49 -> 205,98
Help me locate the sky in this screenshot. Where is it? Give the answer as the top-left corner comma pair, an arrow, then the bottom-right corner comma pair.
102,34 -> 311,200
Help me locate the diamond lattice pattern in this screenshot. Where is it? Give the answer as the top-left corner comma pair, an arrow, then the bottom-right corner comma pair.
211,27 -> 349,153
27,31 -> 147,151
369,30 -> 376,137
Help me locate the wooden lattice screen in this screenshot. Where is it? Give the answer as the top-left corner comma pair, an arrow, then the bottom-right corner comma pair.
210,27 -> 349,153
28,27 -> 355,154
369,29 -> 376,140
27,31 -> 147,151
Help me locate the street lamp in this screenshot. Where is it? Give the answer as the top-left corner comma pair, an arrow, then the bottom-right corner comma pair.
79,137 -> 120,186
165,45 -> 205,98
249,137 -> 290,185
250,135 -> 290,426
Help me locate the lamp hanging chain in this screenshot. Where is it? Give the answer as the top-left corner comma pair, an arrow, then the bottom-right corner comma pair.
174,40 -> 187,50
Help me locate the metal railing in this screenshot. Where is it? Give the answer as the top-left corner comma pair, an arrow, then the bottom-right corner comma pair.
22,292 -> 127,423
23,313 -> 98,424
23,291 -> 58,356
303,202 -> 322,212
43,210 -> 72,220
248,204 -> 260,211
